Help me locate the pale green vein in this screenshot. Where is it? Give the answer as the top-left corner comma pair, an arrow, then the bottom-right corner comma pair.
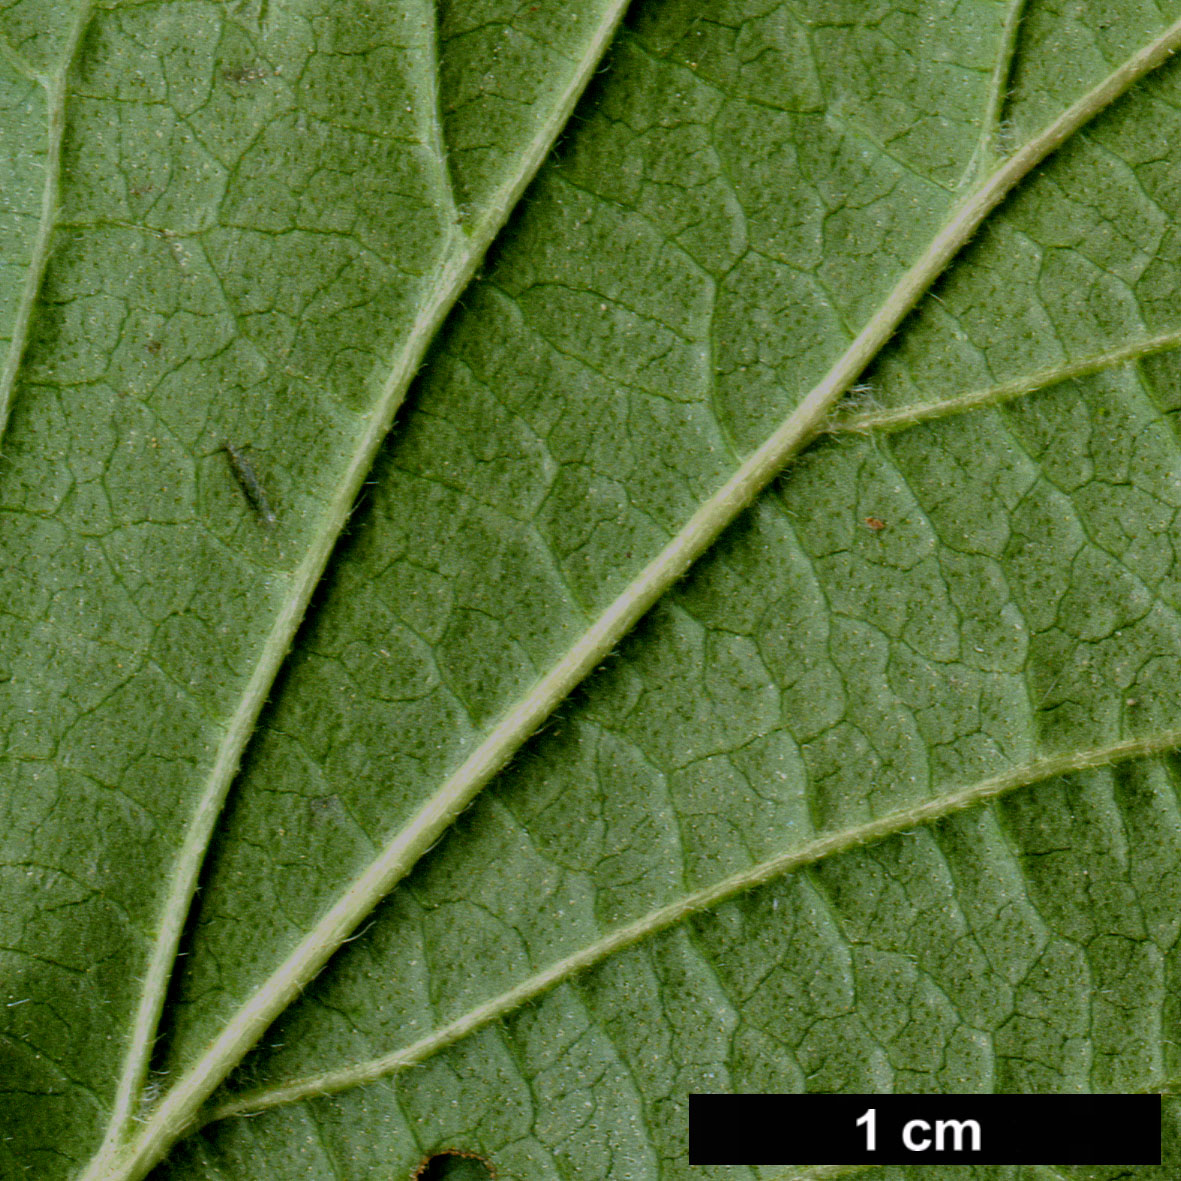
92,15 -> 1181,1179
76,5 -> 634,1179
202,725 -> 1181,1123
0,2 -> 91,446
830,326 -> 1181,437
962,0 -> 1028,186
416,0 -> 457,223
1032,1168 -> 1077,1181
767,1168 -> 878,1181
91,17 -> 1181,1178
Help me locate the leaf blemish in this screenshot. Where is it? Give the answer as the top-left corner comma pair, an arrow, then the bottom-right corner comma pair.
411,1148 -> 497,1181
223,442 -> 277,529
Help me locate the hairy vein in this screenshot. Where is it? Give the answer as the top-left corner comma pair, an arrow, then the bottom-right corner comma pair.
767,1168 -> 879,1181
76,4 -> 634,1179
418,0 -> 457,223
961,0 -> 1027,187
1033,1167 -> 1077,1181
95,14 -> 1181,1178
985,0 -> 1027,163
831,326 -> 1181,437
0,3 -> 91,446
205,726 -> 1181,1120
96,13 -> 1181,1176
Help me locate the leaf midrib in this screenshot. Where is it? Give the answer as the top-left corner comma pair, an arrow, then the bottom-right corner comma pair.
73,3 -> 634,1178
90,11 -> 1181,1178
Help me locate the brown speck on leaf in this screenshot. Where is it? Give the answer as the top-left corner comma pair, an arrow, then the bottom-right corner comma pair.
864,516 -> 887,532
145,339 -> 163,356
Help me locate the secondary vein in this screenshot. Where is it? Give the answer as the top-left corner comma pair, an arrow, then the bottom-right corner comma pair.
0,2 -> 92,446
419,0 -> 457,224
95,12 -> 1181,1179
970,0 -> 1028,183
205,725 -> 1181,1120
831,326 -> 1181,437
76,3 -> 634,1178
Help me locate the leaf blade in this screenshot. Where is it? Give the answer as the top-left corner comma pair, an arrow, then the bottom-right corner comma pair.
203,722 -> 1181,1120
0,0 -> 631,1175
159,0 -> 1181,1166
11,4 -> 1181,1176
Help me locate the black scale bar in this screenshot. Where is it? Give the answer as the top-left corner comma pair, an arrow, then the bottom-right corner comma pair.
689,1093 -> 1162,1166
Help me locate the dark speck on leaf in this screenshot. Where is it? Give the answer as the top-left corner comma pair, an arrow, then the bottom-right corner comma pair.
224,443 -> 277,529
412,1149 -> 497,1180
864,516 -> 887,532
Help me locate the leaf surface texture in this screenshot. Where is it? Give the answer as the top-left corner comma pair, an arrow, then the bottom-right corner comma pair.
4,2 -> 1181,1179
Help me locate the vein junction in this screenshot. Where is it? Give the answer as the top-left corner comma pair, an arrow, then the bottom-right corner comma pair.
209,725 -> 1181,1118
76,7 -> 1181,1177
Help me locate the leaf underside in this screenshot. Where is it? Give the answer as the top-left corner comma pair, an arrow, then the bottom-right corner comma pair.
6,1 -> 1181,1179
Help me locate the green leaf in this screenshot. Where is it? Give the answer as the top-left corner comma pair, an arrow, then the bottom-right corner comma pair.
5,2 -> 1181,1179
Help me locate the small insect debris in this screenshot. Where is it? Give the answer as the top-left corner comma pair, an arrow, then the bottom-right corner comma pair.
223,442 -> 277,528
864,516 -> 887,532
